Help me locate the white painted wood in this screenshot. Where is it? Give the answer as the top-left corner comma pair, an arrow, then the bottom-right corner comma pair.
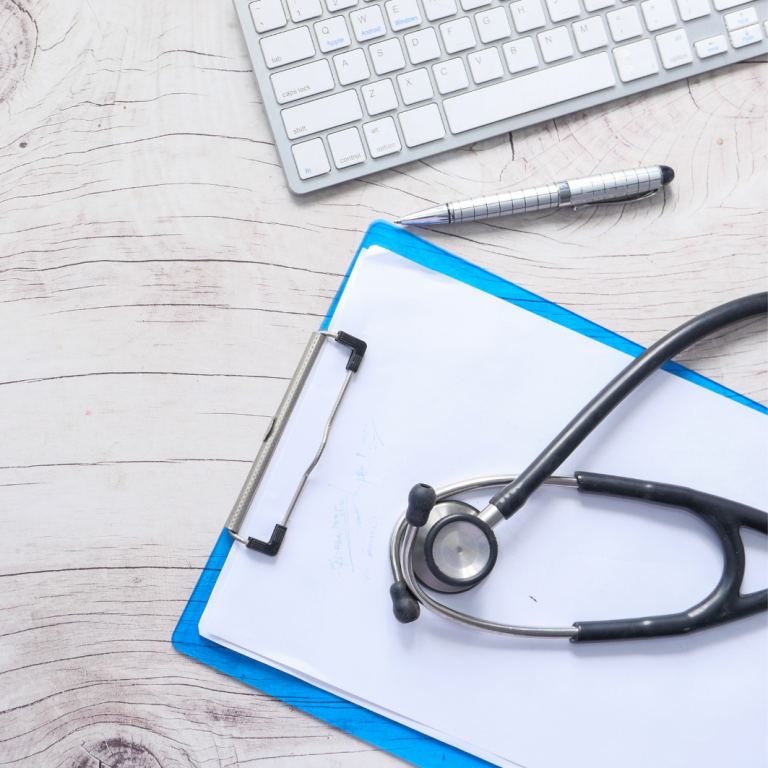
0,0 -> 765,765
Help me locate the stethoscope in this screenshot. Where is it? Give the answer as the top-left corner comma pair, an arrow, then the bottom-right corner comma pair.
389,293 -> 768,642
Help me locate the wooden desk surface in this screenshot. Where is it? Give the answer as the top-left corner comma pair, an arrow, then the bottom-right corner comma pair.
0,1 -> 765,766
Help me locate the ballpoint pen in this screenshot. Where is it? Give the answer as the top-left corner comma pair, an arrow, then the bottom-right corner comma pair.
395,165 -> 675,226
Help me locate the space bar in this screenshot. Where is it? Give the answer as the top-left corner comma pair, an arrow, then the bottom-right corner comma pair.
443,53 -> 616,134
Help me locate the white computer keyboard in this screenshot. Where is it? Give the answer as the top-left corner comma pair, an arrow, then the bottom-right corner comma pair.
234,0 -> 767,193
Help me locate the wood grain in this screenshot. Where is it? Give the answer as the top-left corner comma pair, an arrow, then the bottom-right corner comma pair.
0,1 -> 765,766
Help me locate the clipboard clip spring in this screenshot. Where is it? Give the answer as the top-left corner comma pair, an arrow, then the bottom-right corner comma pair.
226,329 -> 367,556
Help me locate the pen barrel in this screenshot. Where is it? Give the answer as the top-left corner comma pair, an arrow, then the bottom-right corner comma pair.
565,166 -> 662,206
450,183 -> 564,222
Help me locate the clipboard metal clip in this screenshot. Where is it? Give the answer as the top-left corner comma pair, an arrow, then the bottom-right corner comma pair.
572,188 -> 659,210
226,330 -> 367,556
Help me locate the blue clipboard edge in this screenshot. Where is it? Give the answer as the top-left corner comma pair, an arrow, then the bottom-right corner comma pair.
173,220 -> 766,768
331,222 -> 765,414
173,529 -> 492,767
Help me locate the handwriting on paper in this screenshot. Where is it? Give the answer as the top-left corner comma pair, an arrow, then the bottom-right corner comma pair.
329,420 -> 384,581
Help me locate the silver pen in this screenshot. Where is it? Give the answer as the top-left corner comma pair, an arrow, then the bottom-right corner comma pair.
395,165 -> 675,226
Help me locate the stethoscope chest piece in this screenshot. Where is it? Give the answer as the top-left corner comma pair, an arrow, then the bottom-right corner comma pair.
413,500 -> 498,593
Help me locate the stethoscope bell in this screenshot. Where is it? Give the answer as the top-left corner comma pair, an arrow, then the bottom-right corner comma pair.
412,500 -> 498,593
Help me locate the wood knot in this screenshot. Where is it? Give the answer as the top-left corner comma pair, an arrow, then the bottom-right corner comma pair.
73,739 -> 162,768
0,0 -> 37,104
69,729 -> 198,768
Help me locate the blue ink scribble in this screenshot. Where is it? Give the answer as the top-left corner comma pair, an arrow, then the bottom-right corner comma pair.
328,420 -> 385,574
355,464 -> 371,484
343,498 -> 354,572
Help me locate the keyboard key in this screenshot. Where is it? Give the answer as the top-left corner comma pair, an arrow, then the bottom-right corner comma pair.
468,46 -> 505,82
572,16 -> 608,51
502,36 -> 539,71
250,0 -> 288,33
656,28 -> 692,67
694,33 -> 727,57
461,0 -> 492,10
612,38 -> 659,80
333,48 -> 371,84
370,38 -> 406,74
423,0 -> 458,20
476,8 -> 513,43
545,0 -> 581,22
314,16 -> 351,52
443,52 -> 615,133
398,103 -> 447,146
397,68 -> 435,103
286,0 -> 323,21
713,0 -> 749,10
583,0 -> 615,10
281,89 -> 363,137
350,5 -> 387,41
607,6 -> 643,41
405,28 -> 443,63
509,0 -> 547,32
537,25 -> 574,61
270,59 -> 335,104
440,17 -> 477,52
729,22 -> 762,46
641,0 -> 677,31
325,0 -> 357,10
432,57 -> 470,92
363,117 -> 402,157
363,79 -> 400,115
292,138 -> 330,179
385,0 -> 423,30
261,27 -> 315,68
675,0 -> 709,19
724,7 -> 757,30
328,127 -> 366,168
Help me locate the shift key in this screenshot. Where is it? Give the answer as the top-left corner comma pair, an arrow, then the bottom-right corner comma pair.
281,90 -> 363,139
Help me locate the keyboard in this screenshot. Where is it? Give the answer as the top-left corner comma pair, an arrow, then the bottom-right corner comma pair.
234,0 -> 767,193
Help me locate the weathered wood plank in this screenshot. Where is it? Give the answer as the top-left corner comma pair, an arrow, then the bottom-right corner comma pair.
1,0 -> 765,765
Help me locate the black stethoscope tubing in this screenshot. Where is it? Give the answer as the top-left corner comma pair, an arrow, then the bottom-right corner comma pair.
390,293 -> 767,641
491,292 -> 768,522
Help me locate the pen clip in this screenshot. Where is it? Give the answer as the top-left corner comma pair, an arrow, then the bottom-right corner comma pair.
572,188 -> 659,211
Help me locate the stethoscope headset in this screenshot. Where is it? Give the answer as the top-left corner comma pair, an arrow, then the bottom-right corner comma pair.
389,293 -> 768,642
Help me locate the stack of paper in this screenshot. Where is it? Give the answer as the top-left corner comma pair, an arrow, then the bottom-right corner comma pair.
200,245 -> 766,768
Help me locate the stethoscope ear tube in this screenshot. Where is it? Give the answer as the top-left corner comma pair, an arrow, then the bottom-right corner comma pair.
571,473 -> 768,642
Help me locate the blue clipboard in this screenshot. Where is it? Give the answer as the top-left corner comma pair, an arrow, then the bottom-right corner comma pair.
173,220 -> 765,768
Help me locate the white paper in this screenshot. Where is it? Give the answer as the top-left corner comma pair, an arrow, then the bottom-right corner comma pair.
200,245 -> 767,768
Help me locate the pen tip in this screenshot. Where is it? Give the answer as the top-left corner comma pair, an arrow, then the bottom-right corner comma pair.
660,165 -> 675,185
393,218 -> 401,225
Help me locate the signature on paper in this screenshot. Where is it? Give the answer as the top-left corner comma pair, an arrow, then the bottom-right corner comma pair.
329,420 -> 384,582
